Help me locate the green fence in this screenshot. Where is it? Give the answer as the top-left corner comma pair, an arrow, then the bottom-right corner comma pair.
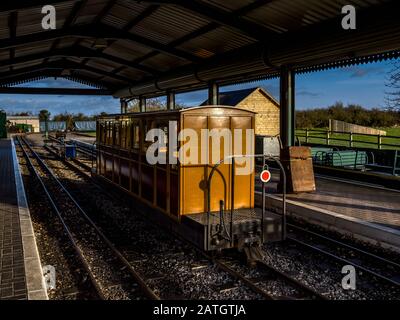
296,128 -> 400,150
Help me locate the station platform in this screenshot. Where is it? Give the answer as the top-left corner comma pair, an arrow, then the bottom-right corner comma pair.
255,172 -> 400,252
0,138 -> 47,300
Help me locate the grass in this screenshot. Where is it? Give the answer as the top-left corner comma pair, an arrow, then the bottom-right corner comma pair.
384,127 -> 400,136
76,129 -> 400,149
296,127 -> 400,150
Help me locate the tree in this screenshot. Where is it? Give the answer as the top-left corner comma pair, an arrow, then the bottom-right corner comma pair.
126,98 -> 187,113
295,102 -> 400,129
53,112 -> 74,130
385,61 -> 400,110
39,109 -> 50,121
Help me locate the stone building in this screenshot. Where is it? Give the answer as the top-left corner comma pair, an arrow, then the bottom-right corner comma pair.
201,87 -> 280,136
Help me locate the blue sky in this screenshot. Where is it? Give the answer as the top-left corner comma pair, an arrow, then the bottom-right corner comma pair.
0,60 -> 395,117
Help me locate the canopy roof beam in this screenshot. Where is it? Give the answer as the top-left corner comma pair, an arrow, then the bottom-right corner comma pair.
0,46 -> 158,75
0,23 -> 200,62
0,60 -> 133,85
0,87 -> 112,95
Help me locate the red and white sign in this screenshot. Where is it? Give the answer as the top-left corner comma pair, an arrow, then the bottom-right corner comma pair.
260,169 -> 271,183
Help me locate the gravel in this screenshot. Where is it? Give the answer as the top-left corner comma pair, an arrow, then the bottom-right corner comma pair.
19,135 -> 400,300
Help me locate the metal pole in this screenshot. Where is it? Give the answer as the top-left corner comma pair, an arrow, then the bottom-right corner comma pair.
207,154 -> 288,245
280,66 -> 295,148
230,158 -> 234,246
261,155 -> 266,243
167,91 -> 175,110
208,81 -> 219,105
120,98 -> 128,114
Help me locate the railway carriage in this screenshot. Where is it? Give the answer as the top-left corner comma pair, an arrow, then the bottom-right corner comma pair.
95,106 -> 283,252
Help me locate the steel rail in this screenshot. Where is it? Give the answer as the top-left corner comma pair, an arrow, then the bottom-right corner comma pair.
45,144 -> 92,172
287,235 -> 400,287
42,144 -> 280,300
255,260 -> 327,300
20,136 -> 160,300
50,142 -> 329,300
75,145 -> 96,159
288,223 -> 400,270
17,136 -> 106,300
214,257 -> 327,300
212,258 -> 276,300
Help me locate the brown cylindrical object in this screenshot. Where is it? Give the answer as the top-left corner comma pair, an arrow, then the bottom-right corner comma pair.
280,146 -> 316,193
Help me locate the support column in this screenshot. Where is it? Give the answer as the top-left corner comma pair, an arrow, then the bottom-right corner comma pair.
120,98 -> 128,114
167,91 -> 175,110
280,66 -> 295,147
139,96 -> 146,112
208,81 -> 219,105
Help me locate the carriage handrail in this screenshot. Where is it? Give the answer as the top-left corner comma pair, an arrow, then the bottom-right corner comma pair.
206,154 -> 287,250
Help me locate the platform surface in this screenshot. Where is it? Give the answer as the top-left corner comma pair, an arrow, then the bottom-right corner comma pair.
287,177 -> 400,230
0,139 -> 28,299
256,170 -> 400,250
0,138 -> 47,300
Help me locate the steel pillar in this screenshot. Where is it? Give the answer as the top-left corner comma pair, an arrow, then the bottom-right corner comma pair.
280,66 -> 295,147
167,91 -> 175,110
208,81 -> 219,105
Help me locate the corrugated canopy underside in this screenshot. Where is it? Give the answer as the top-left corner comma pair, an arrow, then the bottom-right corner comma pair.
0,0 -> 399,98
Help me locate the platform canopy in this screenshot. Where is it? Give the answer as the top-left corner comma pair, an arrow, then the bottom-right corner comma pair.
0,0 -> 399,98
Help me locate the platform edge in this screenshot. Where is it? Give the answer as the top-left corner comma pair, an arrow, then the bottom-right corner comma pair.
255,191 -> 400,253
11,138 -> 49,300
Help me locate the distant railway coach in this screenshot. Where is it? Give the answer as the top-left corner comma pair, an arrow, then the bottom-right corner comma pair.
95,106 -> 282,252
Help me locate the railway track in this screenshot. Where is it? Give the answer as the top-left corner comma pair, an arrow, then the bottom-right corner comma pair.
17,136 -> 158,300
253,165 -> 400,290
27,140 -> 266,299
41,138 -> 400,298
286,223 -> 400,288
45,144 -> 93,173
213,255 -> 326,300
35,141 -> 329,300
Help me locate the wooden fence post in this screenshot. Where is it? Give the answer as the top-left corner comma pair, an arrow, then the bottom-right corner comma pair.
349,132 -> 353,148
378,135 -> 382,150
326,130 -> 330,145
305,129 -> 309,144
